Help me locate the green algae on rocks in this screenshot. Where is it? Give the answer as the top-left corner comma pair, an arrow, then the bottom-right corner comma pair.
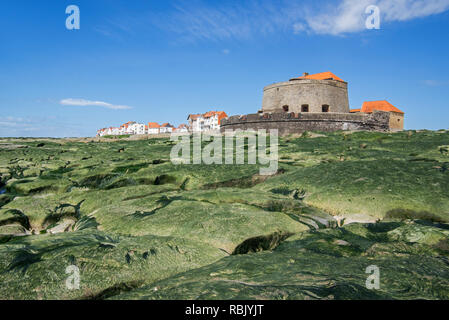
0,131 -> 448,299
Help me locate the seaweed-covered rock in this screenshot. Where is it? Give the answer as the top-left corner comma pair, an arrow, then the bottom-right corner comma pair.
0,131 -> 448,300
115,222 -> 449,300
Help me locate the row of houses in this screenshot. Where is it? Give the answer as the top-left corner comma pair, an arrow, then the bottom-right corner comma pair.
97,122 -> 187,137
96,111 -> 228,137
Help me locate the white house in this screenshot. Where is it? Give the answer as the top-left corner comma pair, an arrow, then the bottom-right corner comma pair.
160,123 -> 175,134
118,127 -> 126,135
187,114 -> 202,132
120,121 -> 136,135
175,124 -> 189,133
129,123 -> 146,135
148,122 -> 160,135
97,128 -> 106,137
188,111 -> 228,132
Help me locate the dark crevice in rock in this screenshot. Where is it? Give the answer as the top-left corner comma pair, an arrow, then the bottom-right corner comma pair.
0,193 -> 13,208
81,280 -> 145,300
7,248 -> 44,274
0,176 -> 6,190
202,169 -> 286,190
151,159 -> 167,165
154,174 -> 177,185
0,209 -> 31,230
414,220 -> 449,231
42,200 -> 85,229
232,231 -> 294,255
180,177 -> 190,190
385,209 -> 447,223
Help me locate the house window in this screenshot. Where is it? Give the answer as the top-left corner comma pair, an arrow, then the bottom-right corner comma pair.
322,104 -> 330,113
282,105 -> 289,112
301,104 -> 309,112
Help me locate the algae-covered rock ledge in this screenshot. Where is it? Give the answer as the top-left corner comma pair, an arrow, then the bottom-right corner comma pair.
0,130 -> 448,300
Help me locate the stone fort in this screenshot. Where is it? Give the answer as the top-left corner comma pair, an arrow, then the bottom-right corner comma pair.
221,71 -> 404,135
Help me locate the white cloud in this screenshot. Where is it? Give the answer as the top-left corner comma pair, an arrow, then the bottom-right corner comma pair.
60,98 -> 132,110
152,0 -> 449,39
303,0 -> 449,35
380,0 -> 449,21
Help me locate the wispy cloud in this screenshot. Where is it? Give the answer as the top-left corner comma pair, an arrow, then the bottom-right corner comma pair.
150,0 -> 302,42
303,0 -> 449,35
0,116 -> 43,130
60,98 -> 132,110
423,79 -> 449,86
0,116 -> 83,137
150,0 -> 449,40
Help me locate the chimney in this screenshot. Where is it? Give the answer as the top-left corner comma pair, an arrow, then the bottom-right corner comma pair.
303,72 -> 309,77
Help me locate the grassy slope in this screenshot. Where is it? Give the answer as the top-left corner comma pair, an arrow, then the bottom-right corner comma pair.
0,130 -> 448,299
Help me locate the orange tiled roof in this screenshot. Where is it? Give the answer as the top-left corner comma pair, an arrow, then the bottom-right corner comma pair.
148,122 -> 160,128
361,100 -> 404,114
203,111 -> 215,118
204,111 -> 226,117
216,111 -> 228,125
293,71 -> 344,82
188,111 -> 228,124
121,121 -> 135,128
188,114 -> 201,120
161,123 -> 174,128
350,109 -> 361,113
203,111 -> 228,124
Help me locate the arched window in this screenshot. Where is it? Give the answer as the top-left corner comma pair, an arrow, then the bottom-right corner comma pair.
322,105 -> 330,113
301,104 -> 309,112
282,105 -> 289,112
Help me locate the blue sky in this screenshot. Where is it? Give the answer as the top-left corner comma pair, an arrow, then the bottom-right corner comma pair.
1,0 -> 449,137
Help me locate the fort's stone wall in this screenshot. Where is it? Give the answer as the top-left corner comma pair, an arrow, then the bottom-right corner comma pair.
389,112 -> 405,132
220,111 -> 391,136
262,79 -> 349,114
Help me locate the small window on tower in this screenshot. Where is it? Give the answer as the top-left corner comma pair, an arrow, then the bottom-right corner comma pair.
282,105 -> 289,112
322,105 -> 330,113
301,105 -> 309,112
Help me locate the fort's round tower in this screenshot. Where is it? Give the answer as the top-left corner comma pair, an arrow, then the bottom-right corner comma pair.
262,72 -> 350,114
